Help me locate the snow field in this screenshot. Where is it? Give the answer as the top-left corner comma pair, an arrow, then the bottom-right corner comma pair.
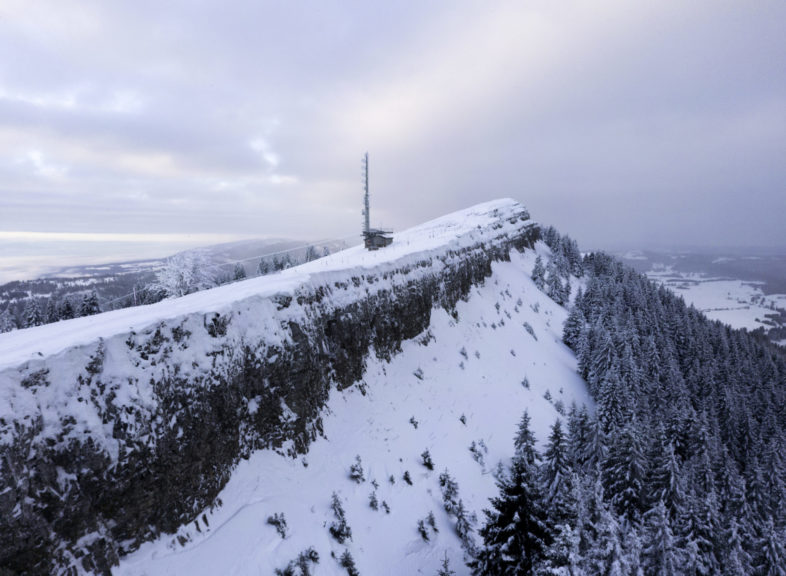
647,269 -> 786,332
115,247 -> 592,576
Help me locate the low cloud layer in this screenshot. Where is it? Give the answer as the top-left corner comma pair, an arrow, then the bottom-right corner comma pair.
1,0 -> 784,250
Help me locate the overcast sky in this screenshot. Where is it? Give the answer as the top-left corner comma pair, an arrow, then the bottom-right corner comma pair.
1,0 -> 785,258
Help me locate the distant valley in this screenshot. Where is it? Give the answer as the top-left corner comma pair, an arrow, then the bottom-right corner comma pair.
0,237 -> 350,333
617,249 -> 786,346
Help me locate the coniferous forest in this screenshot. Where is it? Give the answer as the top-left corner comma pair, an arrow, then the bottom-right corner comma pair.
472,229 -> 786,575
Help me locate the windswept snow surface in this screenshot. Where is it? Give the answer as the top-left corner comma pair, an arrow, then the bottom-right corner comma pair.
0,199 -> 525,373
115,247 -> 592,576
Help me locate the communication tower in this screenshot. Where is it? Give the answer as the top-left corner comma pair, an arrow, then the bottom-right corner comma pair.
361,153 -> 392,250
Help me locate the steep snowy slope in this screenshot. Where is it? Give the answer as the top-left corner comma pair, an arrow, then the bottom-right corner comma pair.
115,247 -> 591,575
0,199 -> 590,574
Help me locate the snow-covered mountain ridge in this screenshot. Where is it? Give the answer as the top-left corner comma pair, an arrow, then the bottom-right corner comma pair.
0,199 -> 556,574
0,198 -> 531,372
117,245 -> 591,576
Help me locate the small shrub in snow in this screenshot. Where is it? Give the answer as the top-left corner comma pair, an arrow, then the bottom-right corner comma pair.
459,346 -> 468,359
544,389 -> 553,403
206,313 -> 230,338
420,330 -> 437,346
510,349 -> 516,357
413,367 -> 424,380
275,547 -> 319,576
437,552 -> 455,576
421,449 -> 434,470
297,548 -> 319,575
382,500 -> 390,514
349,455 -> 365,483
371,479 -> 379,489
369,491 -> 378,511
329,493 -> 352,543
417,512 -> 439,542
403,470 -> 413,485
438,470 -> 459,514
409,416 -> 419,429
522,376 -> 530,389
267,512 -> 288,539
554,399 -> 566,416
454,499 -> 476,554
427,511 -> 438,533
469,441 -> 485,467
459,414 -> 467,425
388,474 -> 395,485
339,549 -> 359,576
523,321 -> 537,340
474,350 -> 480,359
418,519 -> 430,542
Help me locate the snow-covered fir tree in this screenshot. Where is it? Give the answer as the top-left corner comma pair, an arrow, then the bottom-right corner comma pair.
532,256 -> 546,290
257,258 -> 271,276
329,493 -> 352,544
232,262 -> 247,281
23,297 -> 44,328
514,410 -> 540,466
79,290 -> 101,317
0,307 -> 16,333
471,412 -> 549,575
58,297 -> 76,320
154,251 -> 215,298
45,298 -> 59,324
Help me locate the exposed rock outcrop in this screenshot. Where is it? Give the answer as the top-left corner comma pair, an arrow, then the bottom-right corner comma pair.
0,201 -> 538,574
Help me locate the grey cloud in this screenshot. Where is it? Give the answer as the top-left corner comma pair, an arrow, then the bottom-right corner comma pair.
0,0 -> 784,250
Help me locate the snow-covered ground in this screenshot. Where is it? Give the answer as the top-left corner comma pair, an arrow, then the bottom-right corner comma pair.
115,247 -> 591,576
1,199 -> 584,574
0,199 -> 528,373
647,266 -> 786,333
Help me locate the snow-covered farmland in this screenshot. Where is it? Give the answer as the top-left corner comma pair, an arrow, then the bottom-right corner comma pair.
647,266 -> 786,333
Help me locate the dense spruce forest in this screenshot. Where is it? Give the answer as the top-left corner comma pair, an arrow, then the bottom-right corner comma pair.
472,229 -> 786,575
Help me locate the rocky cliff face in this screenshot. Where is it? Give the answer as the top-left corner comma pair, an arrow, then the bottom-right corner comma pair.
0,201 -> 538,574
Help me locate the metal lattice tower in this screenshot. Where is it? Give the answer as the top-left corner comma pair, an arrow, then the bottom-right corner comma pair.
362,152 -> 370,235
360,152 -> 392,250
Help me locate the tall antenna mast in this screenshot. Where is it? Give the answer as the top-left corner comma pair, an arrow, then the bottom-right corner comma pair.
360,152 -> 392,251
362,152 -> 370,235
